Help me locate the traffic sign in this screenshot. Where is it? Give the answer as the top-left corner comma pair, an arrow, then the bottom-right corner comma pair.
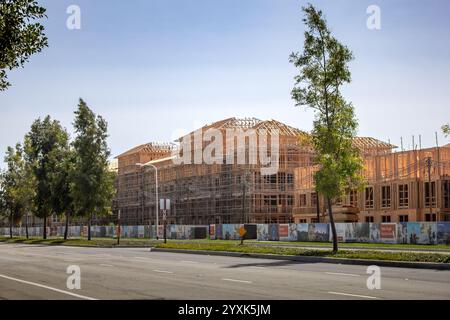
239,226 -> 247,237
160,198 -> 171,210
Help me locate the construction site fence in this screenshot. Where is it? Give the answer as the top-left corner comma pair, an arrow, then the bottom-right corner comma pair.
1,222 -> 450,245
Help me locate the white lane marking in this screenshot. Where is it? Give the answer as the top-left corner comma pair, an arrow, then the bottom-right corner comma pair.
99,264 -> 114,267
152,270 -> 174,274
250,266 -> 265,269
325,272 -> 361,277
327,291 -> 379,299
181,260 -> 198,264
222,278 -> 252,284
0,274 -> 97,300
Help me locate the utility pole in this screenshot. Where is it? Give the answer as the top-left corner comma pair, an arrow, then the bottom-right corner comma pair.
435,131 -> 441,176
140,168 -> 144,225
435,132 -> 440,222
426,157 -> 433,219
163,209 -> 167,244
117,209 -> 121,245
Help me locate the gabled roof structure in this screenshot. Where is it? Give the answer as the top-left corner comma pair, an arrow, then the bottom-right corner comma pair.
352,137 -> 397,151
178,117 -> 306,141
116,142 -> 175,158
253,119 -> 306,136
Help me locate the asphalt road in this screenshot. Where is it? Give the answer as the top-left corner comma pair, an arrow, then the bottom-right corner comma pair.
0,243 -> 449,300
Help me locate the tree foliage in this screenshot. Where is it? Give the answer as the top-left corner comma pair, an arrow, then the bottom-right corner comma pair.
0,143 -> 35,237
24,116 -> 69,238
443,123 -> 449,138
1,100 -> 116,239
0,178 -> 6,220
290,4 -> 364,252
0,0 -> 48,90
72,99 -> 115,240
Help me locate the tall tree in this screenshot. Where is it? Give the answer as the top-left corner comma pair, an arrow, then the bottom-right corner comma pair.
50,147 -> 76,240
20,137 -> 36,239
1,143 -> 34,238
72,99 -> 115,241
0,181 -> 6,229
0,0 -> 48,91
290,4 -> 364,253
24,116 -> 69,239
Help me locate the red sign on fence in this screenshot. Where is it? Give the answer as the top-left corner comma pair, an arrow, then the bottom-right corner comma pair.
380,223 -> 396,240
279,224 -> 289,237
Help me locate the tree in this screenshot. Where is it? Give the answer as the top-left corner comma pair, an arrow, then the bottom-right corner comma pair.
19,137 -> 36,239
72,99 -> 115,241
1,143 -> 34,238
24,116 -> 69,239
290,4 -> 364,253
50,147 -> 76,240
442,124 -> 449,138
0,181 -> 6,227
0,0 -> 48,91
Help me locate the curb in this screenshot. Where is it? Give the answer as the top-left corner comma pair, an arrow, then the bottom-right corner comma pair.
151,247 -> 450,270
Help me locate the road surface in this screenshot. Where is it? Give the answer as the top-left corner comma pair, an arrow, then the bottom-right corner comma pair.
0,243 -> 449,300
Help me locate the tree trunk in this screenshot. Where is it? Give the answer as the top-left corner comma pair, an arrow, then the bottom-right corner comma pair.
327,197 -> 338,253
9,213 -> 13,238
87,214 -> 92,241
64,211 -> 70,240
43,215 -> 47,240
25,213 -> 29,239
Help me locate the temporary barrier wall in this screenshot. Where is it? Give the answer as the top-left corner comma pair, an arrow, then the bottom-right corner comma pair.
1,222 -> 450,245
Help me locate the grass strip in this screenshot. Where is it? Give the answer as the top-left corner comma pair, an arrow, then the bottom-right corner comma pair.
155,242 -> 450,264
0,237 -> 157,247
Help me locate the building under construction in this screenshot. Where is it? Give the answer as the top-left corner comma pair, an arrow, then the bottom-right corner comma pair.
293,141 -> 450,223
114,118 -> 311,225
114,117 -> 450,225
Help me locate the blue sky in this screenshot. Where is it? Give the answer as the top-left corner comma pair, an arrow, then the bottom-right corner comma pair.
1,0 -> 449,164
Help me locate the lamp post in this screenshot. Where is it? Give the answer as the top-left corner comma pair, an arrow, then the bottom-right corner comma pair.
137,163 -> 159,239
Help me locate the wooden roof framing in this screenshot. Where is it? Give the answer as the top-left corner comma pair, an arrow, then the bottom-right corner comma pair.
116,142 -> 175,158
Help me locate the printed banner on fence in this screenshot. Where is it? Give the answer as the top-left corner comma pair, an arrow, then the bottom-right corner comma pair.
209,225 -> 216,240
380,223 -> 396,243
1,222 -> 449,244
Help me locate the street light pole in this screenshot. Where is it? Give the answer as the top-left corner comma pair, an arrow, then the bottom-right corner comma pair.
137,163 -> 159,239
426,157 -> 433,220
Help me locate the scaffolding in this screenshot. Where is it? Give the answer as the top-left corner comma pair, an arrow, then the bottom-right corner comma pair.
292,142 -> 450,223
114,118 -> 313,225
114,118 -> 450,226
